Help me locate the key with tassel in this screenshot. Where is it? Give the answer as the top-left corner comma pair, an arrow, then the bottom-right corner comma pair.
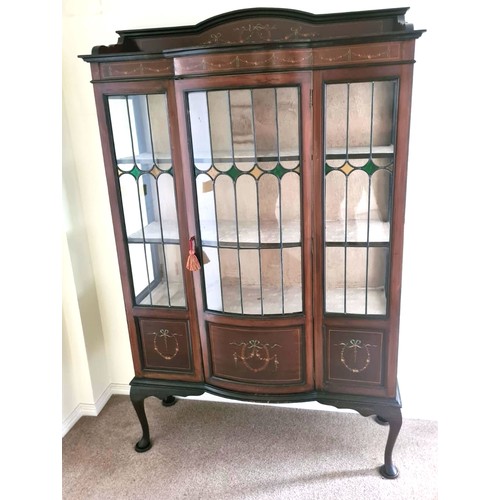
186,236 -> 201,272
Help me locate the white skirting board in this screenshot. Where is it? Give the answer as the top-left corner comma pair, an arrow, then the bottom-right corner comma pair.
62,383 -> 130,437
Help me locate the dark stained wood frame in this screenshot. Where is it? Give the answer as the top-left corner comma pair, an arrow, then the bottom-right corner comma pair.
82,7 -> 424,479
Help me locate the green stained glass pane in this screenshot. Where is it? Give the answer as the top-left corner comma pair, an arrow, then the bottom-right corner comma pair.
325,163 -> 334,175
130,165 -> 142,180
226,164 -> 243,181
361,160 -> 378,176
269,163 -> 287,179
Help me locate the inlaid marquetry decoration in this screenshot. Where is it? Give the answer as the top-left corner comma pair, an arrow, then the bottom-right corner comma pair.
334,339 -> 377,373
230,340 -> 281,373
100,60 -> 174,79
201,23 -> 319,45
148,329 -> 182,361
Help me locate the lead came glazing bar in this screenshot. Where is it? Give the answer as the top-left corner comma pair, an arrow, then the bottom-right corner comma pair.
343,83 -> 350,314
205,91 -> 225,312
227,90 -> 244,314
250,89 -> 264,315
364,82 -> 375,314
145,96 -> 172,306
126,97 -> 153,305
274,88 -> 285,314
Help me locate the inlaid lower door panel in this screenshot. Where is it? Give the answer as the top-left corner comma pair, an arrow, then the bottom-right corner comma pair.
207,323 -> 308,392
324,327 -> 387,396
138,318 -> 194,374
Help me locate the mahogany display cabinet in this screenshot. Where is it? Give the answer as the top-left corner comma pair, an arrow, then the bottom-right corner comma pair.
80,7 -> 424,478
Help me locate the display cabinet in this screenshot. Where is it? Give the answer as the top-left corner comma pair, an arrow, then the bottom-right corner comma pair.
80,7 -> 424,478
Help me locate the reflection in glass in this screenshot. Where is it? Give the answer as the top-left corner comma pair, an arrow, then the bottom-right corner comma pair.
108,93 -> 185,308
187,86 -> 302,315
130,243 -> 185,308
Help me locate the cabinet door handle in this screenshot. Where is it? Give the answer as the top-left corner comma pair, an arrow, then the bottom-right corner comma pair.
185,236 -> 201,272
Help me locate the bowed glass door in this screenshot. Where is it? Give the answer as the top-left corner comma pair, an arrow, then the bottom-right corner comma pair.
186,84 -> 305,315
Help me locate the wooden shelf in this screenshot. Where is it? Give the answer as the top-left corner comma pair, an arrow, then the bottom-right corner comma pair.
204,282 -> 386,316
117,153 -> 172,166
325,145 -> 394,159
200,219 -> 301,249
205,279 -> 302,315
128,221 -> 180,244
128,218 -> 389,246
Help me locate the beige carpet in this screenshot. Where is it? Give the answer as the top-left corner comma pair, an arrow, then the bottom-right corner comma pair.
62,395 -> 438,499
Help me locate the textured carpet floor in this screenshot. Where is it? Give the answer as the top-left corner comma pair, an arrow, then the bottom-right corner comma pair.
63,395 -> 438,499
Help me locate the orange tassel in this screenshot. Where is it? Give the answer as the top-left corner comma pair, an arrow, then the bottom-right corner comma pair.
186,236 -> 201,272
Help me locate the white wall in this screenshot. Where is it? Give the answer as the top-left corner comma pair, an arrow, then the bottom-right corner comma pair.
61,0 -> 499,428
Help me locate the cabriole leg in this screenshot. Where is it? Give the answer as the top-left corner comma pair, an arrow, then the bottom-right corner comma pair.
130,392 -> 152,453
376,407 -> 402,479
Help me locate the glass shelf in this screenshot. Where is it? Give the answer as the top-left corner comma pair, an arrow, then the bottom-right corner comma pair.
200,219 -> 301,248
325,219 -> 390,244
325,145 -> 394,159
128,221 -> 180,244
325,286 -> 386,315
116,153 -> 173,167
205,278 -> 302,315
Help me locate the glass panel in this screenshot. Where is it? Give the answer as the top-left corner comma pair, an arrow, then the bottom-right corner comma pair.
214,175 -> 237,244
325,247 -> 386,315
260,249 -> 284,315
188,92 -> 212,171
187,85 -> 302,315
230,89 -> 256,172
132,243 -> 186,308
108,93 -> 185,308
240,249 -> 263,315
280,172 -> 301,243
197,173 -> 218,245
253,88 -> 277,171
236,175 -> 259,245
109,95 -> 172,172
109,97 -> 135,171
258,174 -> 280,243
147,94 -> 172,171
219,248 -> 243,314
208,91 -> 233,172
283,246 -> 302,313
324,80 -> 396,316
277,87 -> 300,169
202,246 -> 223,311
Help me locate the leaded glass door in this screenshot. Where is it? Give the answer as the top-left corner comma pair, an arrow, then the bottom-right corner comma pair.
316,63 -> 415,397
183,76 -> 312,318
323,78 -> 398,316
107,93 -> 186,308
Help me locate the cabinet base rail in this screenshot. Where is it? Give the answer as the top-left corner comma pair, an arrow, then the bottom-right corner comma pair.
129,377 -> 402,479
